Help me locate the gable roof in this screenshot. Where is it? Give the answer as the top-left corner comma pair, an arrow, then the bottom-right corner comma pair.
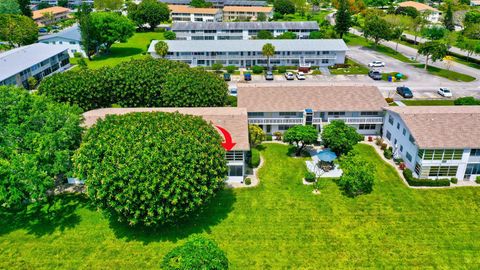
148,39 -> 348,52
82,107 -> 250,151
237,86 -> 387,112
0,43 -> 67,82
33,6 -> 71,20
223,5 -> 273,12
398,1 -> 439,12
39,25 -> 81,42
386,106 -> 480,149
171,21 -> 319,31
168,5 -> 221,14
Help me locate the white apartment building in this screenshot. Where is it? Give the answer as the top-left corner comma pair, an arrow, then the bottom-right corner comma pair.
148,39 -> 347,67
169,5 -> 223,22
82,107 -> 250,183
39,25 -> 84,57
171,21 -> 320,40
382,106 -> 480,181
0,43 -> 70,88
237,86 -> 387,135
223,6 -> 273,21
161,0 -> 266,8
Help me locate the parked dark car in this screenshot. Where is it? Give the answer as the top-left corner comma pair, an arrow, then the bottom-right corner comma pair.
396,86 -> 413,98
264,71 -> 274,80
223,73 -> 231,81
244,72 -> 252,81
368,70 -> 382,80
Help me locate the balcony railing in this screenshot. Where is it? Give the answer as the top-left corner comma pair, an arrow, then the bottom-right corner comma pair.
327,117 -> 384,124
248,118 -> 304,124
167,55 -> 338,60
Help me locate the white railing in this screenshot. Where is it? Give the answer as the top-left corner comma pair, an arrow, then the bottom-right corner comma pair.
312,118 -> 323,124
167,55 -> 338,60
248,118 -> 303,124
327,117 -> 384,124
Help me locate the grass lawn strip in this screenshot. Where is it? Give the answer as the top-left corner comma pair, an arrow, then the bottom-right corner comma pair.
402,99 -> 455,106
411,64 -> 476,82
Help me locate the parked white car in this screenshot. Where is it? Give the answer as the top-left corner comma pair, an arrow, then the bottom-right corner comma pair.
284,72 -> 295,80
228,86 -> 238,96
438,88 -> 452,97
368,61 -> 385,67
296,72 -> 306,80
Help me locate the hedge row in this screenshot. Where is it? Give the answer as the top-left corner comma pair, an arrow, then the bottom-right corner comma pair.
403,169 -> 451,187
38,58 -> 228,111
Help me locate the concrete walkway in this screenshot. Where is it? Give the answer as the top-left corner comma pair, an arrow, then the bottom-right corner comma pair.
362,140 -> 479,189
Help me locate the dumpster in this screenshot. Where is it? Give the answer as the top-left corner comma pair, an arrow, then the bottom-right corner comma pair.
395,73 -> 403,80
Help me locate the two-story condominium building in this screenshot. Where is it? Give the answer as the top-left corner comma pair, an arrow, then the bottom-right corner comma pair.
172,21 -> 320,40
382,106 -> 480,181
0,43 -> 70,87
32,6 -> 71,26
161,0 -> 266,8
169,5 -> 223,22
82,107 -> 250,183
148,39 -> 347,67
38,25 -> 83,57
237,86 -> 387,135
223,6 -> 273,21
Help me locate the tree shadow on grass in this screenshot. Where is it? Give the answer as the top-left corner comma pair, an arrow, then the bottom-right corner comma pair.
0,194 -> 86,237
107,188 -> 236,245
286,146 -> 310,158
92,47 -> 143,61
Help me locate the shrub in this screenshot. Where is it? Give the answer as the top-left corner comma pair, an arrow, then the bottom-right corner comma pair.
383,149 -> 393,159
403,169 -> 450,187
226,95 -> 237,107
266,134 -> 273,141
476,176 -> 480,184
385,97 -> 394,103
74,112 -> 228,226
311,70 -> 321,75
304,171 -> 316,182
399,162 -> 406,170
284,125 -> 318,156
375,137 -> 383,146
380,143 -> 388,150
454,96 -> 480,105
164,30 -> 176,40
0,86 -> 83,208
252,65 -> 264,74
278,66 -> 287,73
39,58 -> 228,110
248,124 -> 266,147
226,65 -> 236,74
368,136 -> 373,142
273,131 -> 282,141
162,235 -> 228,270
244,177 -> 252,185
73,52 -> 83,58
450,178 -> 458,184
249,148 -> 260,168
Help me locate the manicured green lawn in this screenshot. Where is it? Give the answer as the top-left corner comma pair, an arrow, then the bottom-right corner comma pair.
1,143 -> 480,268
412,64 -> 476,82
73,32 -> 164,69
329,58 -> 369,75
275,10 -> 331,23
402,99 -> 455,106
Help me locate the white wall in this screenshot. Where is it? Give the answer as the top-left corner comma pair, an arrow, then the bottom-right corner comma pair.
40,38 -> 85,57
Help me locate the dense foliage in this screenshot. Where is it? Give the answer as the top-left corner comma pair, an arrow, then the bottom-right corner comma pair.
339,151 -> 375,197
454,96 -> 480,105
94,0 -> 123,10
283,125 -> 318,156
321,120 -> 363,156
154,40 -> 168,57
334,0 -> 351,38
0,14 -> 37,47
127,0 -> 169,30
257,30 -> 273,39
274,0 -> 295,15
403,169 -> 450,187
363,15 -> 393,45
0,87 -> 83,208
74,112 -> 228,226
162,235 -> 229,270
39,58 -> 228,110
190,0 -> 213,8
418,41 -> 448,69
248,124 -> 266,147
0,0 -> 20,14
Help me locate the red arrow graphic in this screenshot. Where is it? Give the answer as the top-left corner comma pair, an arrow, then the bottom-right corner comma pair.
216,125 -> 236,151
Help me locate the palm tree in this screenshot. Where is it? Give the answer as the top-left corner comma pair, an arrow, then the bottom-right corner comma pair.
262,43 -> 275,71
154,41 -> 168,58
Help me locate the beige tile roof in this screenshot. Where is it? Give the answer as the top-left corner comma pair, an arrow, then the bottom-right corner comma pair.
33,6 -> 71,20
83,107 -> 250,151
168,5 -> 220,14
237,86 -> 387,112
223,6 -> 273,12
386,106 -> 480,149
398,1 -> 438,12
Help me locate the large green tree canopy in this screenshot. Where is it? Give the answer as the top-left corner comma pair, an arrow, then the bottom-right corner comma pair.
0,14 -> 38,47
38,58 -> 228,110
73,112 -> 228,226
0,87 -> 83,208
321,120 -> 363,156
